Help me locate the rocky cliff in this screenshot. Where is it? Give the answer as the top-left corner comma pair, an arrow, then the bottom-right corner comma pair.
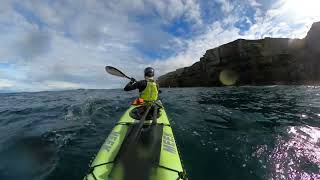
158,22 -> 320,87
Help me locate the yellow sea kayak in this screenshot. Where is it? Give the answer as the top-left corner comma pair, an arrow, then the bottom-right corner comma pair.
84,100 -> 187,180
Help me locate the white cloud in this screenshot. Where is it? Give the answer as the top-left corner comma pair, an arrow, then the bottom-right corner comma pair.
44,80 -> 81,89
144,0 -> 203,26
216,0 -> 234,14
248,0 -> 262,7
248,0 -> 319,39
222,15 -> 239,26
183,0 -> 203,26
0,0 -> 319,92
0,79 -> 14,88
0,0 -> 156,91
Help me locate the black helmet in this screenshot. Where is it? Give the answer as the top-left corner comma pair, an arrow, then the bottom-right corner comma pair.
144,67 -> 154,77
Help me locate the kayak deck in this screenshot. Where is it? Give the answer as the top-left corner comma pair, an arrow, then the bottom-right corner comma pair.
84,102 -> 186,180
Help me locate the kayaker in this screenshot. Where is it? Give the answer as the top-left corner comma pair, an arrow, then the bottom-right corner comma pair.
124,67 -> 159,101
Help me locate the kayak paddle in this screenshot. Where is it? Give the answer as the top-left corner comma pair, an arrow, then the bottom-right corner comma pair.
105,66 -> 131,80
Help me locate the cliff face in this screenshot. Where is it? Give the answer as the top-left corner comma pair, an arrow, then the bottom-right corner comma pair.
158,22 -> 320,87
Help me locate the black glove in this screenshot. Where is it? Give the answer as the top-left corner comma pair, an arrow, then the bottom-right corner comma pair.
130,77 -> 136,83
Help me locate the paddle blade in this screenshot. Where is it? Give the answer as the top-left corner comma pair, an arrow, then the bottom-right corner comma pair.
105,66 -> 130,79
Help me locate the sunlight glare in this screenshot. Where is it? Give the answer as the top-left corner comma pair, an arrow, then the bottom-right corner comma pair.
284,0 -> 320,18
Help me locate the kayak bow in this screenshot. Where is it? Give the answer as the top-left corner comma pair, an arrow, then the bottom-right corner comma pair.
84,100 -> 186,180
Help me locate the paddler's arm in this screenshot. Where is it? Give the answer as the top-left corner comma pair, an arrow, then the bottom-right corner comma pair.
124,79 -> 146,91
124,78 -> 137,91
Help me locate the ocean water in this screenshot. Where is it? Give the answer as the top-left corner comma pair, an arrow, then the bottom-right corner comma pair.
0,86 -> 320,180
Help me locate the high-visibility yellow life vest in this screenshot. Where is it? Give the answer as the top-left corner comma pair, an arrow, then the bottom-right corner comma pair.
140,81 -> 158,101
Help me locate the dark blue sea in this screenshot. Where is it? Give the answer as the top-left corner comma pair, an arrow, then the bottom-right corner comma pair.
0,86 -> 320,180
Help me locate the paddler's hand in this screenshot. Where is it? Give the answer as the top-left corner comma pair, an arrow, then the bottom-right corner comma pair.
130,77 -> 136,83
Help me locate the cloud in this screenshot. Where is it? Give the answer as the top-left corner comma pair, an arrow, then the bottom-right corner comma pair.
18,31 -> 51,59
248,0 -> 262,7
0,0 -> 319,92
216,0 -> 234,14
0,79 -> 14,88
44,80 -> 81,89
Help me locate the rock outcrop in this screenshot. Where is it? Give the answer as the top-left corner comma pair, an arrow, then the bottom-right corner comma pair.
158,21 -> 320,87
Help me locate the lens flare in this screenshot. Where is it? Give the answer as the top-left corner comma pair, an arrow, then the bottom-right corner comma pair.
219,69 -> 238,86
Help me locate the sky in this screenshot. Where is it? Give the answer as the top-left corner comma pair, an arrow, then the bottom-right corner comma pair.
0,0 -> 320,92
